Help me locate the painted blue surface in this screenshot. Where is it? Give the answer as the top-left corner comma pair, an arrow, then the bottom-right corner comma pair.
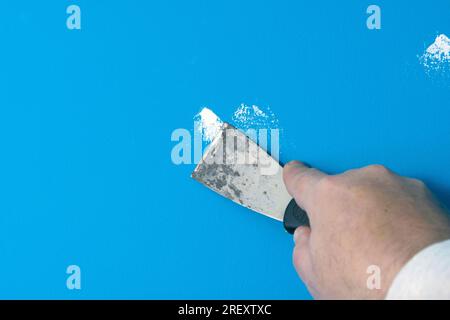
0,0 -> 449,299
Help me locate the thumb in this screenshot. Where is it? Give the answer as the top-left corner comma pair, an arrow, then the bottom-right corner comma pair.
292,226 -> 316,293
283,160 -> 326,213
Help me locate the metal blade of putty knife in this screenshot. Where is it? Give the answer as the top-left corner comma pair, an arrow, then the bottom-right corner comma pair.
191,122 -> 310,231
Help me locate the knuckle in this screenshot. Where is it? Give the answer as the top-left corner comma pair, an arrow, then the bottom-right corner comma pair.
343,167 -> 358,175
410,178 -> 426,188
317,175 -> 339,191
365,164 -> 390,175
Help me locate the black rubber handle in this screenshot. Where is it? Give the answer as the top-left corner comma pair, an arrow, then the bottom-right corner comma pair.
283,199 -> 310,234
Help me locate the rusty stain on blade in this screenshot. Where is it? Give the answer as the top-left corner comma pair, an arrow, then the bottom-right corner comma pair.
191,122 -> 291,221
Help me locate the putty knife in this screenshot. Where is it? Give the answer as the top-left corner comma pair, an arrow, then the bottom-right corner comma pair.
191,122 -> 309,234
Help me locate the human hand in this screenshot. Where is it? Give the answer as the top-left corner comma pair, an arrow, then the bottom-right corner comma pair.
283,161 -> 450,299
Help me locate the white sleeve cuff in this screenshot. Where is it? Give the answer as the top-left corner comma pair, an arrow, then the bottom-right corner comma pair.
386,239 -> 450,300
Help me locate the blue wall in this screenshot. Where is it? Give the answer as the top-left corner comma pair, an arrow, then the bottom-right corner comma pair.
0,0 -> 449,299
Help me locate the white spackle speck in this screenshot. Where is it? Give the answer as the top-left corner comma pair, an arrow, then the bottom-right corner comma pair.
232,104 -> 279,130
194,107 -> 224,142
420,34 -> 450,73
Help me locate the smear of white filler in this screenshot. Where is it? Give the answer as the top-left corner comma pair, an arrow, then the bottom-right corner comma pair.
232,104 -> 279,130
193,105 -> 283,161
420,34 -> 450,71
194,104 -> 280,142
194,107 -> 224,142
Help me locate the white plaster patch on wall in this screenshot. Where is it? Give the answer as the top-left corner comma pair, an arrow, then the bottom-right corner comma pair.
420,34 -> 450,72
194,107 -> 224,143
189,104 -> 283,164
232,104 -> 279,130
